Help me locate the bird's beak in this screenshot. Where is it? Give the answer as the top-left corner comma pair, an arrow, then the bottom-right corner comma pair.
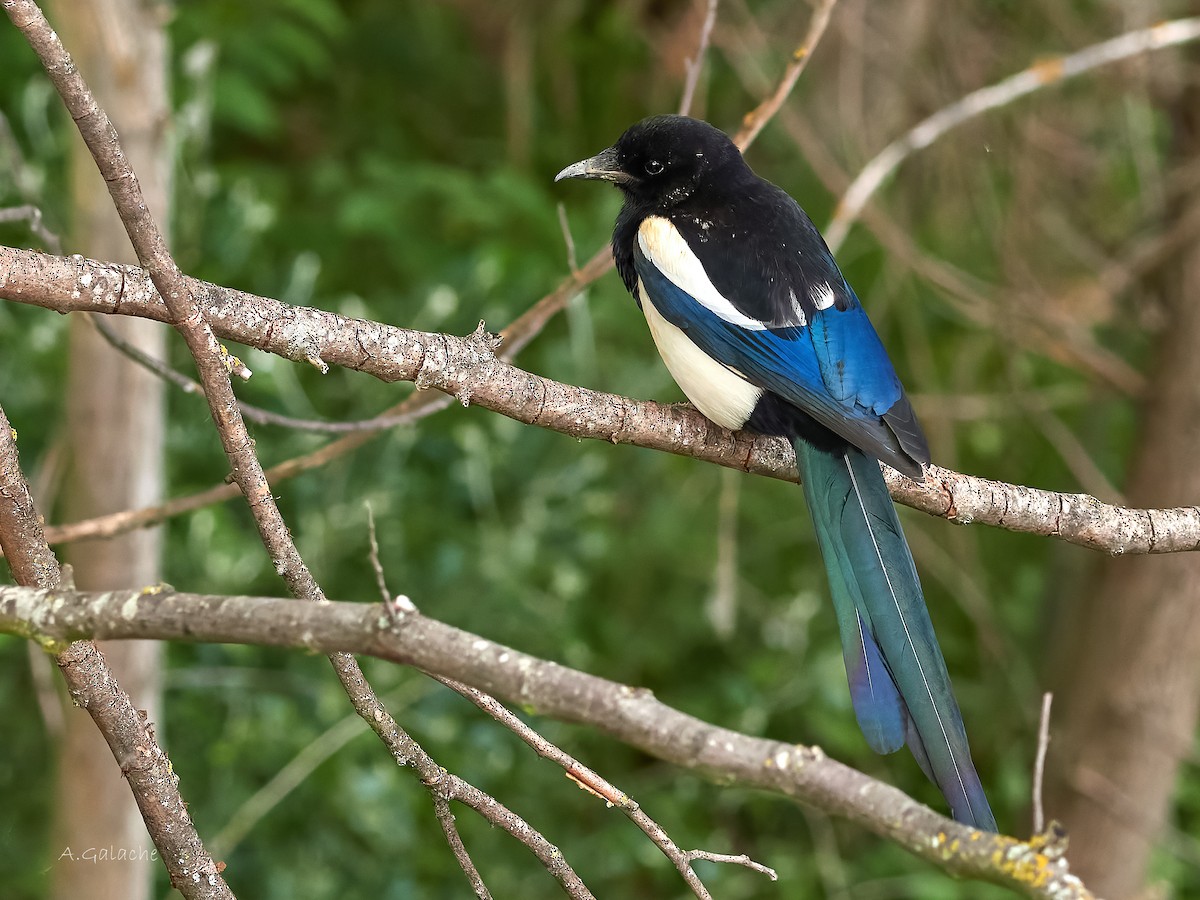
554,146 -> 632,184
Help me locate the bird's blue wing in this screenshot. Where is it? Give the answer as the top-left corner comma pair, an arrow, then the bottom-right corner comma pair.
807,292 -> 898,412
633,217 -> 926,474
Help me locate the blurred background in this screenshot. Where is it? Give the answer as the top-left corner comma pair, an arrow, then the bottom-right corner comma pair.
2,1 -> 1199,897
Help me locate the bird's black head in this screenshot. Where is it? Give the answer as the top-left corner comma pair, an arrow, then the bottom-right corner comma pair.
555,115 -> 746,208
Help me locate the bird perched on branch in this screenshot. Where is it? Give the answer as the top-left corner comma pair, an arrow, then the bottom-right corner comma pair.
556,114 -> 995,831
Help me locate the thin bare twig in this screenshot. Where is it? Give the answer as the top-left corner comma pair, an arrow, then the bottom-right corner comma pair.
1033,692 -> 1053,835
556,202 -> 578,274
88,313 -> 197,392
732,0 -> 838,149
678,0 -> 719,117
334,650 -> 595,899
365,503 -> 391,603
432,793 -> 493,900
88,313 -> 440,434
26,387 -> 449,549
364,499 -> 588,894
684,849 -> 776,880
434,675 -> 776,899
825,17 -> 1200,251
0,203 -> 62,253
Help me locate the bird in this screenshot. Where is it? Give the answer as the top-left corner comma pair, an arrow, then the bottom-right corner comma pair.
555,114 -> 996,831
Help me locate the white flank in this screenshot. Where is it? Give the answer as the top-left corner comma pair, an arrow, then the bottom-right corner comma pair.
638,216 -> 767,330
810,281 -> 837,310
638,279 -> 762,431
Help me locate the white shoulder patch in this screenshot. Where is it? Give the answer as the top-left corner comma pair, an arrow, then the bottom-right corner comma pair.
638,216 -> 766,330
810,281 -> 837,311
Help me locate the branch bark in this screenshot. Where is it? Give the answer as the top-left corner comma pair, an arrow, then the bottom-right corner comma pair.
1,243 -> 1195,557
0,406 -> 233,899
0,582 -> 1094,899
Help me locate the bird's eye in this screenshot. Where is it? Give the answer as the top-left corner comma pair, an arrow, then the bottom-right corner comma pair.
645,159 -> 664,175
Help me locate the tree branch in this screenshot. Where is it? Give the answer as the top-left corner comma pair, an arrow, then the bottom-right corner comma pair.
1,244 -> 1193,556
333,653 -> 596,898
0,582 -> 1095,899
0,0 -> 845,564
88,312 -> 427,434
3,4 -> 598,894
677,0 -> 719,117
0,404 -> 233,898
0,203 -> 62,252
824,16 -> 1200,252
434,675 -> 777,898
29,388 -> 450,550
732,0 -> 838,149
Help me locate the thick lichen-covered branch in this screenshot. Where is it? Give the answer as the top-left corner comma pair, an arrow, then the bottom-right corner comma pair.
0,583 -> 1094,899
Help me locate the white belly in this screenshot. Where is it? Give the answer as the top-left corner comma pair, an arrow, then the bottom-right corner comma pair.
639,280 -> 762,431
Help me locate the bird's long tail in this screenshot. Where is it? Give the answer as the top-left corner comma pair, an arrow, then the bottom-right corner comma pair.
794,439 -> 996,831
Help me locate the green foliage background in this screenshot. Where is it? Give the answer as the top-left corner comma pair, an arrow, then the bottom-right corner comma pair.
1,0 -> 1195,897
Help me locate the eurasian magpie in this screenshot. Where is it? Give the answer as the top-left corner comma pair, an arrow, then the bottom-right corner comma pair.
556,114 -> 996,831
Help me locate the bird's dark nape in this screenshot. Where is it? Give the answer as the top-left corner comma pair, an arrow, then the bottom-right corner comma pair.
556,115 -> 996,831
